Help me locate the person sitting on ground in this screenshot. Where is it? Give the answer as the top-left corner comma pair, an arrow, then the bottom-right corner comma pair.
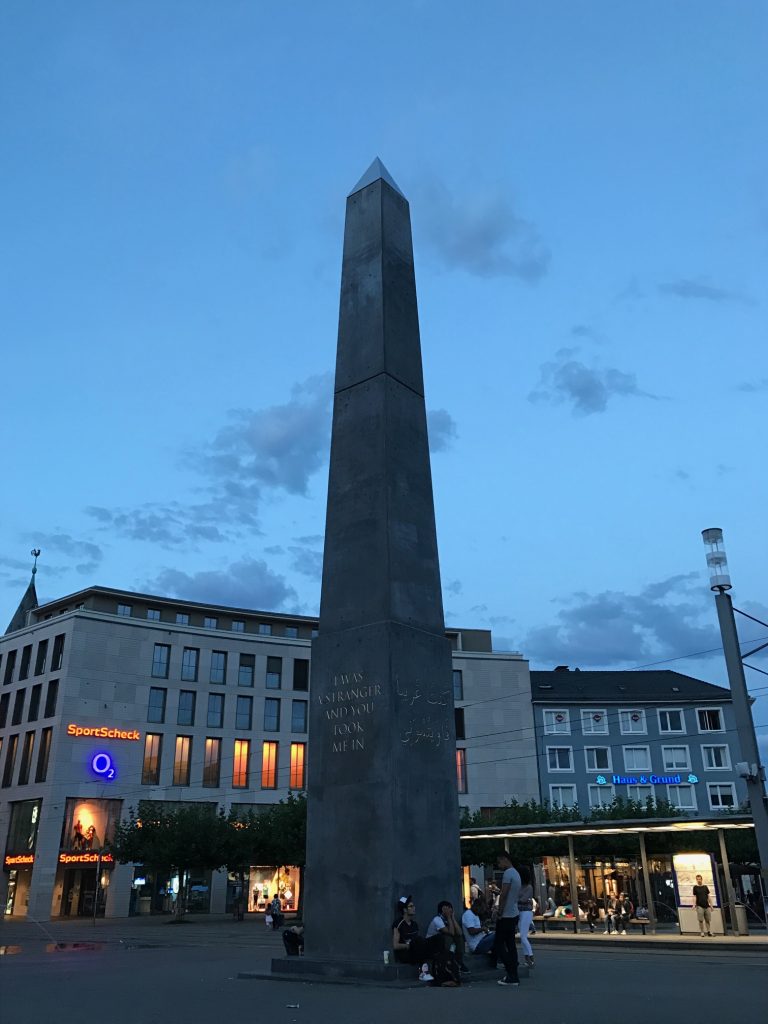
461,898 -> 496,959
586,900 -> 601,933
392,896 -> 443,980
283,923 -> 304,956
426,900 -> 469,973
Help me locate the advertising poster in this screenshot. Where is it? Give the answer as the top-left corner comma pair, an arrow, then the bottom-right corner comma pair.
673,853 -> 720,908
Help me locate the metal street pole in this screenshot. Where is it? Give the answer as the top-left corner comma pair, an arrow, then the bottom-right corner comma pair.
638,833 -> 657,933
702,529 -> 768,913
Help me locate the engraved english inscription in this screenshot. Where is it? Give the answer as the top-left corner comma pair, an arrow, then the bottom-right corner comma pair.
318,672 -> 381,754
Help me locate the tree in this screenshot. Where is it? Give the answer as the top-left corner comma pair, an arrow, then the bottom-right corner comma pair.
110,802 -> 230,919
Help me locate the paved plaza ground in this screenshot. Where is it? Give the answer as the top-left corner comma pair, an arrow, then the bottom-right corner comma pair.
2,915 -> 766,1024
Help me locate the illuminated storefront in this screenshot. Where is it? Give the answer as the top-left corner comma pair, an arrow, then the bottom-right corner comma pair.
52,797 -> 122,917
240,865 -> 300,914
3,800 -> 41,916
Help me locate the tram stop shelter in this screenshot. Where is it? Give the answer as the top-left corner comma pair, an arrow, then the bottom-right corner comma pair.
460,814 -> 758,935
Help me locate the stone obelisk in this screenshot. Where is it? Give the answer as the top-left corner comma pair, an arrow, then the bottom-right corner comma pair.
296,159 -> 461,977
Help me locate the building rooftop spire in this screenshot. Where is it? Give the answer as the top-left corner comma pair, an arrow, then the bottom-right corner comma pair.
5,549 -> 40,634
348,157 -> 405,198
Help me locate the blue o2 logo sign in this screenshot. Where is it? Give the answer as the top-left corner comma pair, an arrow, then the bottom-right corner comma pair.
91,752 -> 116,780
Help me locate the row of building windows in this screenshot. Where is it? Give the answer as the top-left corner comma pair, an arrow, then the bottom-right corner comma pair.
542,706 -> 725,737
150,645 -> 309,691
147,687 -> 308,732
548,781 -> 738,813
140,734 -> 306,790
1,635 -> 65,686
0,680 -> 59,730
543,743 -> 733,773
118,602 -> 310,639
0,727 -> 53,788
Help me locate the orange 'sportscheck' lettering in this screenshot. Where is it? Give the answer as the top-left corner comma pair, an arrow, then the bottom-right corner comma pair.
58,852 -> 115,865
4,854 -> 35,866
66,724 -> 140,741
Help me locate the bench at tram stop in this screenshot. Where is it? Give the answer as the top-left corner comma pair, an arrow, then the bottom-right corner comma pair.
533,915 -> 651,936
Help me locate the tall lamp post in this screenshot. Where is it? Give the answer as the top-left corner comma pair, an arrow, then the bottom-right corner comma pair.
702,528 -> 768,913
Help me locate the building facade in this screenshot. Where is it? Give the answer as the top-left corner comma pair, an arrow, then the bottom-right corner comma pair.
532,667 -> 746,815
0,585 -> 539,919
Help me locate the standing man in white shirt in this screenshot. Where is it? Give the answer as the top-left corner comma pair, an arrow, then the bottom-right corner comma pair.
494,851 -> 521,987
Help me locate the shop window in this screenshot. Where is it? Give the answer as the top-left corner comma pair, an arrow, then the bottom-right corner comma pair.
236,696 -> 253,730
147,687 -> 167,724
697,708 -> 723,733
61,797 -> 122,851
543,709 -> 570,735
456,749 -> 468,793
176,612 -> 190,625
181,647 -> 199,682
619,709 -> 646,735
35,728 -> 52,783
19,645 -> 32,680
147,608 -> 161,621
4,650 -> 17,684
623,746 -> 651,772
210,651 -> 227,685
141,733 -> 163,785
177,690 -> 196,727
203,738 -> 221,787
292,659 -> 309,691
43,679 -> 59,718
173,736 -> 192,786
667,783 -> 696,810
258,623 -> 272,636
658,708 -> 685,734
238,654 -> 255,687
662,746 -> 690,771
2,735 -> 19,788
266,657 -> 282,690
207,693 -> 225,728
290,700 -> 308,734
34,639 -> 48,676
264,697 -> 280,732
117,603 -> 132,617
204,616 -> 218,630
549,784 -> 576,809
452,669 -> 464,702
6,799 -> 41,854
627,783 -> 654,804
17,731 -> 35,785
11,689 -> 25,726
151,644 -> 171,679
581,709 -> 608,735
261,741 -> 278,789
702,744 -> 730,770
284,626 -> 298,639
233,739 -> 251,788
0,693 -> 9,728
547,746 -> 573,772
588,783 -> 614,808
708,783 -> 736,810
28,684 -> 42,723
51,634 -> 65,671
289,742 -> 306,789
584,747 -> 610,772
231,620 -> 245,633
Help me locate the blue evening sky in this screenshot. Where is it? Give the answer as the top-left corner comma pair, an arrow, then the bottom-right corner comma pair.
2,2 -> 767,747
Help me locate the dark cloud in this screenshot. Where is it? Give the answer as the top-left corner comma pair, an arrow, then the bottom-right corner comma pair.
736,378 -> 768,393
294,534 -> 324,546
427,409 -> 458,453
528,347 -> 658,415
570,324 -> 604,344
415,180 -> 550,281
144,557 -> 297,611
288,545 -> 323,580
658,278 -> 753,304
522,573 -> 718,667
30,532 -> 103,574
85,503 -> 232,548
445,579 -> 463,597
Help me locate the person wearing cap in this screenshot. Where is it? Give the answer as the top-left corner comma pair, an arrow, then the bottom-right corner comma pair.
392,896 -> 441,980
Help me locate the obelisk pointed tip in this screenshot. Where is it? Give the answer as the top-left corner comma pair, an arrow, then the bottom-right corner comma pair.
348,157 -> 405,199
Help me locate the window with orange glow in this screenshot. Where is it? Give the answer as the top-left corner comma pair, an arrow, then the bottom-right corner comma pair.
456,749 -> 468,794
261,741 -> 278,789
233,739 -> 250,788
203,738 -> 221,788
173,735 -> 192,786
141,733 -> 162,785
289,742 -> 305,789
